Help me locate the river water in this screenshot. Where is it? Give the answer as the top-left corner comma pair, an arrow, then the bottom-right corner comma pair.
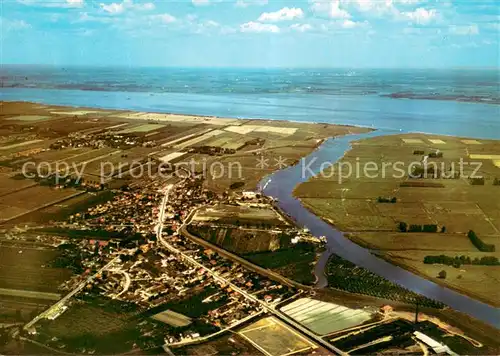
259,130 -> 500,329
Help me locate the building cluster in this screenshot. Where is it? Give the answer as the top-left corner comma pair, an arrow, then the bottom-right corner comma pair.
69,189 -> 162,235
50,131 -> 158,150
80,227 -> 296,345
16,172 -> 307,348
55,176 -> 297,344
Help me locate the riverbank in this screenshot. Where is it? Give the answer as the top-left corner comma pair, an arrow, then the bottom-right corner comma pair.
261,130 -> 500,329
293,132 -> 500,308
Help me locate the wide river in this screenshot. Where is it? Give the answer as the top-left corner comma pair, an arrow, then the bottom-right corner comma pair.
1,87 -> 500,328
259,130 -> 500,329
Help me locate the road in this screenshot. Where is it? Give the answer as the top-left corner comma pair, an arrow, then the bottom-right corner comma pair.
155,184 -> 347,356
179,210 -> 311,290
23,256 -> 119,330
108,268 -> 132,298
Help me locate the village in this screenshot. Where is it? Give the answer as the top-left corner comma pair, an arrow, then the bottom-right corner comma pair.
9,173 -> 311,352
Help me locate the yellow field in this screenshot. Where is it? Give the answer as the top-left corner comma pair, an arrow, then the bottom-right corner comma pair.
462,139 -> 482,145
159,151 -> 187,163
428,139 -> 446,144
225,124 -> 298,136
239,316 -> 317,356
116,112 -> 239,126
402,138 -> 424,144
118,123 -> 166,133
469,154 -> 500,160
174,129 -> 224,149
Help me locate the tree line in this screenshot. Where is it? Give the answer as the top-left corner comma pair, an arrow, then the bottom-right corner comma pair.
468,230 -> 495,252
377,197 -> 397,203
424,254 -> 499,268
398,222 -> 445,233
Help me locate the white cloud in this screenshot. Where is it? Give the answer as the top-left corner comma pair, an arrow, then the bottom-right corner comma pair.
449,24 -> 479,36
76,12 -> 113,23
310,0 -> 351,19
141,3 -> 155,10
341,19 -> 362,28
18,0 -> 84,8
67,0 -> 84,7
240,21 -> 280,33
342,0 -> 395,16
192,0 -> 210,6
100,0 -> 155,14
290,23 -> 312,32
187,20 -> 222,34
151,13 -> 177,24
100,2 -> 125,14
258,7 -> 304,22
205,20 -> 219,27
338,0 -> 439,24
235,0 -> 268,8
395,0 -> 425,4
400,8 -> 438,24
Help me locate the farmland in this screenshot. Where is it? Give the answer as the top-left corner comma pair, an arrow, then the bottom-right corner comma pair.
0,101 -> 370,225
118,123 -> 166,134
31,296 -> 156,354
294,133 -> 500,306
0,186 -> 82,222
238,316 -> 317,356
176,333 -> 262,356
0,294 -> 52,324
0,241 -> 72,324
0,244 -> 71,294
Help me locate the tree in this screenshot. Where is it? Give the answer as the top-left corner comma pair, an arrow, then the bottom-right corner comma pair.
398,222 -> 408,232
438,270 -> 447,279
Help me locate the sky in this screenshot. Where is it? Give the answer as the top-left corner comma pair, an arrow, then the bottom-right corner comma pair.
1,0 -> 499,68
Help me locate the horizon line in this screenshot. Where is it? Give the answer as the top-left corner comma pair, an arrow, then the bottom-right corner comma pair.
2,64 -> 499,71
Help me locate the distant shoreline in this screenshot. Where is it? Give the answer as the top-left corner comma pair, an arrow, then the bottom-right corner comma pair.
1,99 -> 378,132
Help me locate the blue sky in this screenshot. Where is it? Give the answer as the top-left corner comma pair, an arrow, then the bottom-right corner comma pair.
1,0 -> 499,67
